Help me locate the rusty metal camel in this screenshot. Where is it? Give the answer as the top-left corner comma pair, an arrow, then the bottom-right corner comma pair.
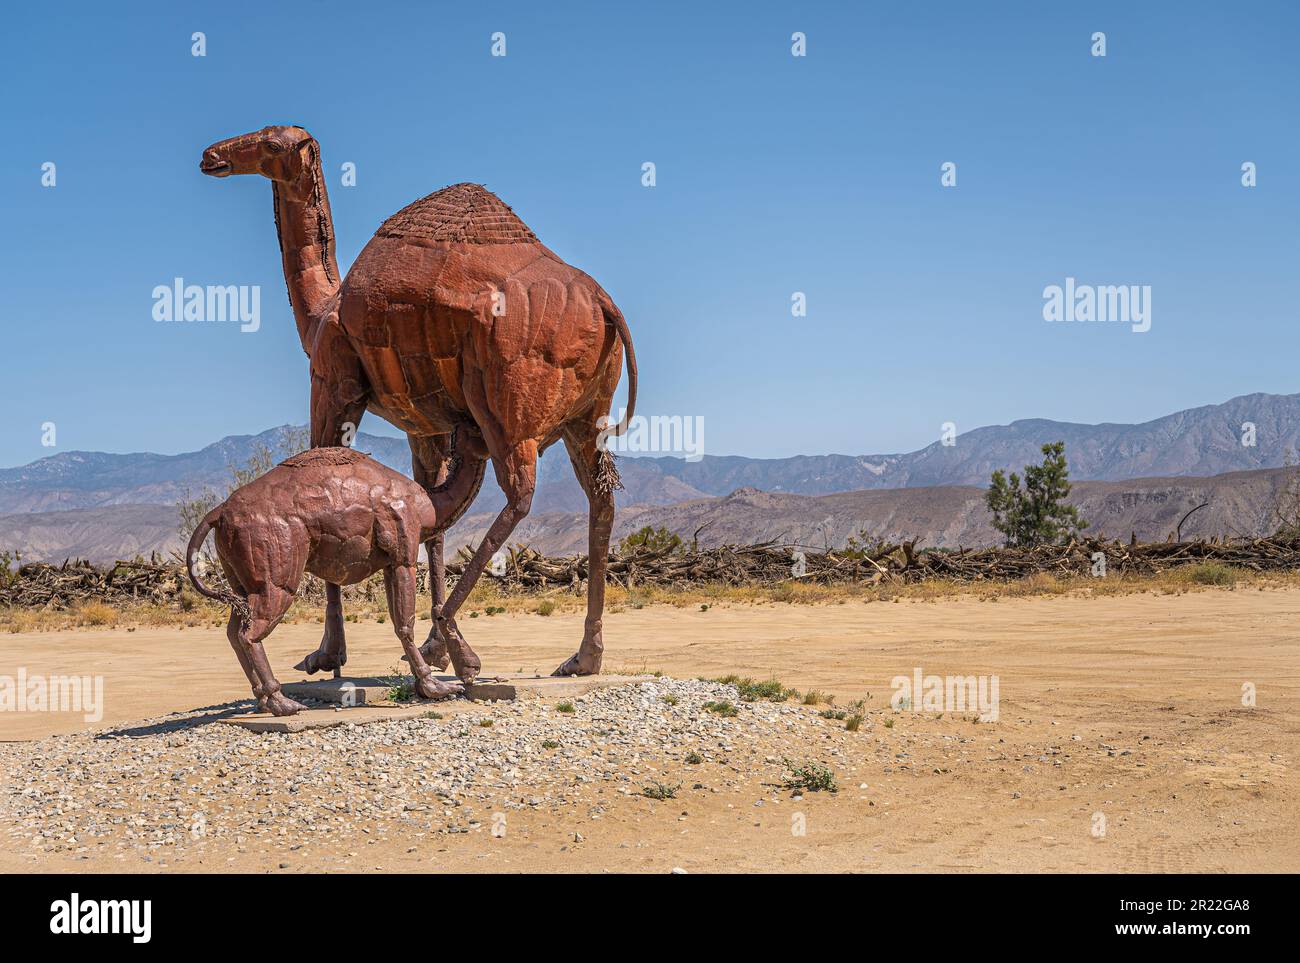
200,126 -> 637,681
185,447 -> 467,716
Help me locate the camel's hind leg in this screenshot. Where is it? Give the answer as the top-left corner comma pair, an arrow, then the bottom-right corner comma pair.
385,564 -> 463,700
239,587 -> 305,717
434,439 -> 539,683
553,421 -> 616,676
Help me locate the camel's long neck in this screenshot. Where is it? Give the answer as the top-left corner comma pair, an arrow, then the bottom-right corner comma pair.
272,151 -> 339,352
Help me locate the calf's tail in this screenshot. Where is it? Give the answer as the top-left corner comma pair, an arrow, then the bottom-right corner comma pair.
185,505 -> 248,620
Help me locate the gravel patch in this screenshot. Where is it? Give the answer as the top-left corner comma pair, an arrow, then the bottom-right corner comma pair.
0,678 -> 875,861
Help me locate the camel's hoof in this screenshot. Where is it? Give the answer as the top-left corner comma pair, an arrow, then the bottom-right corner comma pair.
453,655 -> 481,685
442,623 -> 481,683
450,650 -> 481,685
416,675 -> 464,700
552,653 -> 601,677
420,635 -> 451,671
295,649 -> 345,675
264,693 -> 307,717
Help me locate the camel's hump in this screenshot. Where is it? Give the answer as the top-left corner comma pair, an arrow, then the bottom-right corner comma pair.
375,183 -> 539,245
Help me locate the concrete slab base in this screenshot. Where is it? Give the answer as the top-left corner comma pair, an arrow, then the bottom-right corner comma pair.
460,673 -> 652,702
217,700 -> 470,734
282,673 -> 651,705
281,677 -> 395,706
220,673 -> 650,733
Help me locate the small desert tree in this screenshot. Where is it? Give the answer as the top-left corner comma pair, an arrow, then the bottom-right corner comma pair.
617,525 -> 683,556
985,441 -> 1087,548
177,426 -> 311,547
1273,448 -> 1300,537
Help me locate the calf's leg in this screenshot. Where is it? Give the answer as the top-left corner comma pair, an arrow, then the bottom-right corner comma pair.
386,564 -> 463,700
239,587 -> 305,717
225,610 -> 265,710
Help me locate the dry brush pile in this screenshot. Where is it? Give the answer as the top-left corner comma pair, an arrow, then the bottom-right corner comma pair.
4,535 -> 1300,612
457,535 -> 1300,590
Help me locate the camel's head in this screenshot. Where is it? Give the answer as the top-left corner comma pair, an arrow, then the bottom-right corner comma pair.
200,126 -> 317,183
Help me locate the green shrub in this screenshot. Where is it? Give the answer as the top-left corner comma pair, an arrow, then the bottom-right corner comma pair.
1186,561 -> 1238,586
618,525 -> 683,556
782,759 -> 838,794
712,674 -> 793,702
642,781 -> 681,800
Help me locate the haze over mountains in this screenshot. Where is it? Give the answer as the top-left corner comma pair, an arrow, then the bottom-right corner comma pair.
1,392 -> 1294,563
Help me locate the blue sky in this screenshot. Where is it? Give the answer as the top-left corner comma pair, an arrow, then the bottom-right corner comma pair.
2,0 -> 1297,467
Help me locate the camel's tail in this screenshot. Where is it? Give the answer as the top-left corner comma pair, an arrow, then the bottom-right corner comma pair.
185,505 -> 248,620
602,297 -> 638,437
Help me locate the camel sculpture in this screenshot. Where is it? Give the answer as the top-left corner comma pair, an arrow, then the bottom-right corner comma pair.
185,447 -> 467,716
200,125 -> 637,681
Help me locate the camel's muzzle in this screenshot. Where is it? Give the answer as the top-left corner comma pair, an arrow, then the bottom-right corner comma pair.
200,150 -> 233,176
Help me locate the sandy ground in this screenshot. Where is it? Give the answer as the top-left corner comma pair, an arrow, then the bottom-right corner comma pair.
1,586 -> 1297,873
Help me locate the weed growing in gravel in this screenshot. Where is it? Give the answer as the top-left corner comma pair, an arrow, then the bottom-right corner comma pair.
643,781 -> 681,800
685,751 -> 703,764
422,711 -> 443,720
661,694 -> 679,706
535,599 -> 557,616
541,739 -> 559,749
555,701 -> 575,714
802,690 -> 833,706
782,759 -> 838,794
712,674 -> 794,702
819,708 -> 847,720
845,714 -> 864,731
478,719 -> 494,728
884,718 -> 895,729
382,668 -> 416,703
703,700 -> 739,717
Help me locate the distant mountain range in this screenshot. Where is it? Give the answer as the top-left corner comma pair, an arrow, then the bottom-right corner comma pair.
0,391 -> 1294,563
1,467 -> 1288,565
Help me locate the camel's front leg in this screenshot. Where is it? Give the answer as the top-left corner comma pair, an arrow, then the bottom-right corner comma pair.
420,532 -> 451,668
296,366 -> 367,677
409,434 -> 455,669
294,582 -> 346,676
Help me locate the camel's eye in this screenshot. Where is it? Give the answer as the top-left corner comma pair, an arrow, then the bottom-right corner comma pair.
267,141 -> 285,154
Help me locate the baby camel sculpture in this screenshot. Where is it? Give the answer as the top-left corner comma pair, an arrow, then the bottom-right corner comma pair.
185,447 -> 473,716
200,125 -> 638,683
